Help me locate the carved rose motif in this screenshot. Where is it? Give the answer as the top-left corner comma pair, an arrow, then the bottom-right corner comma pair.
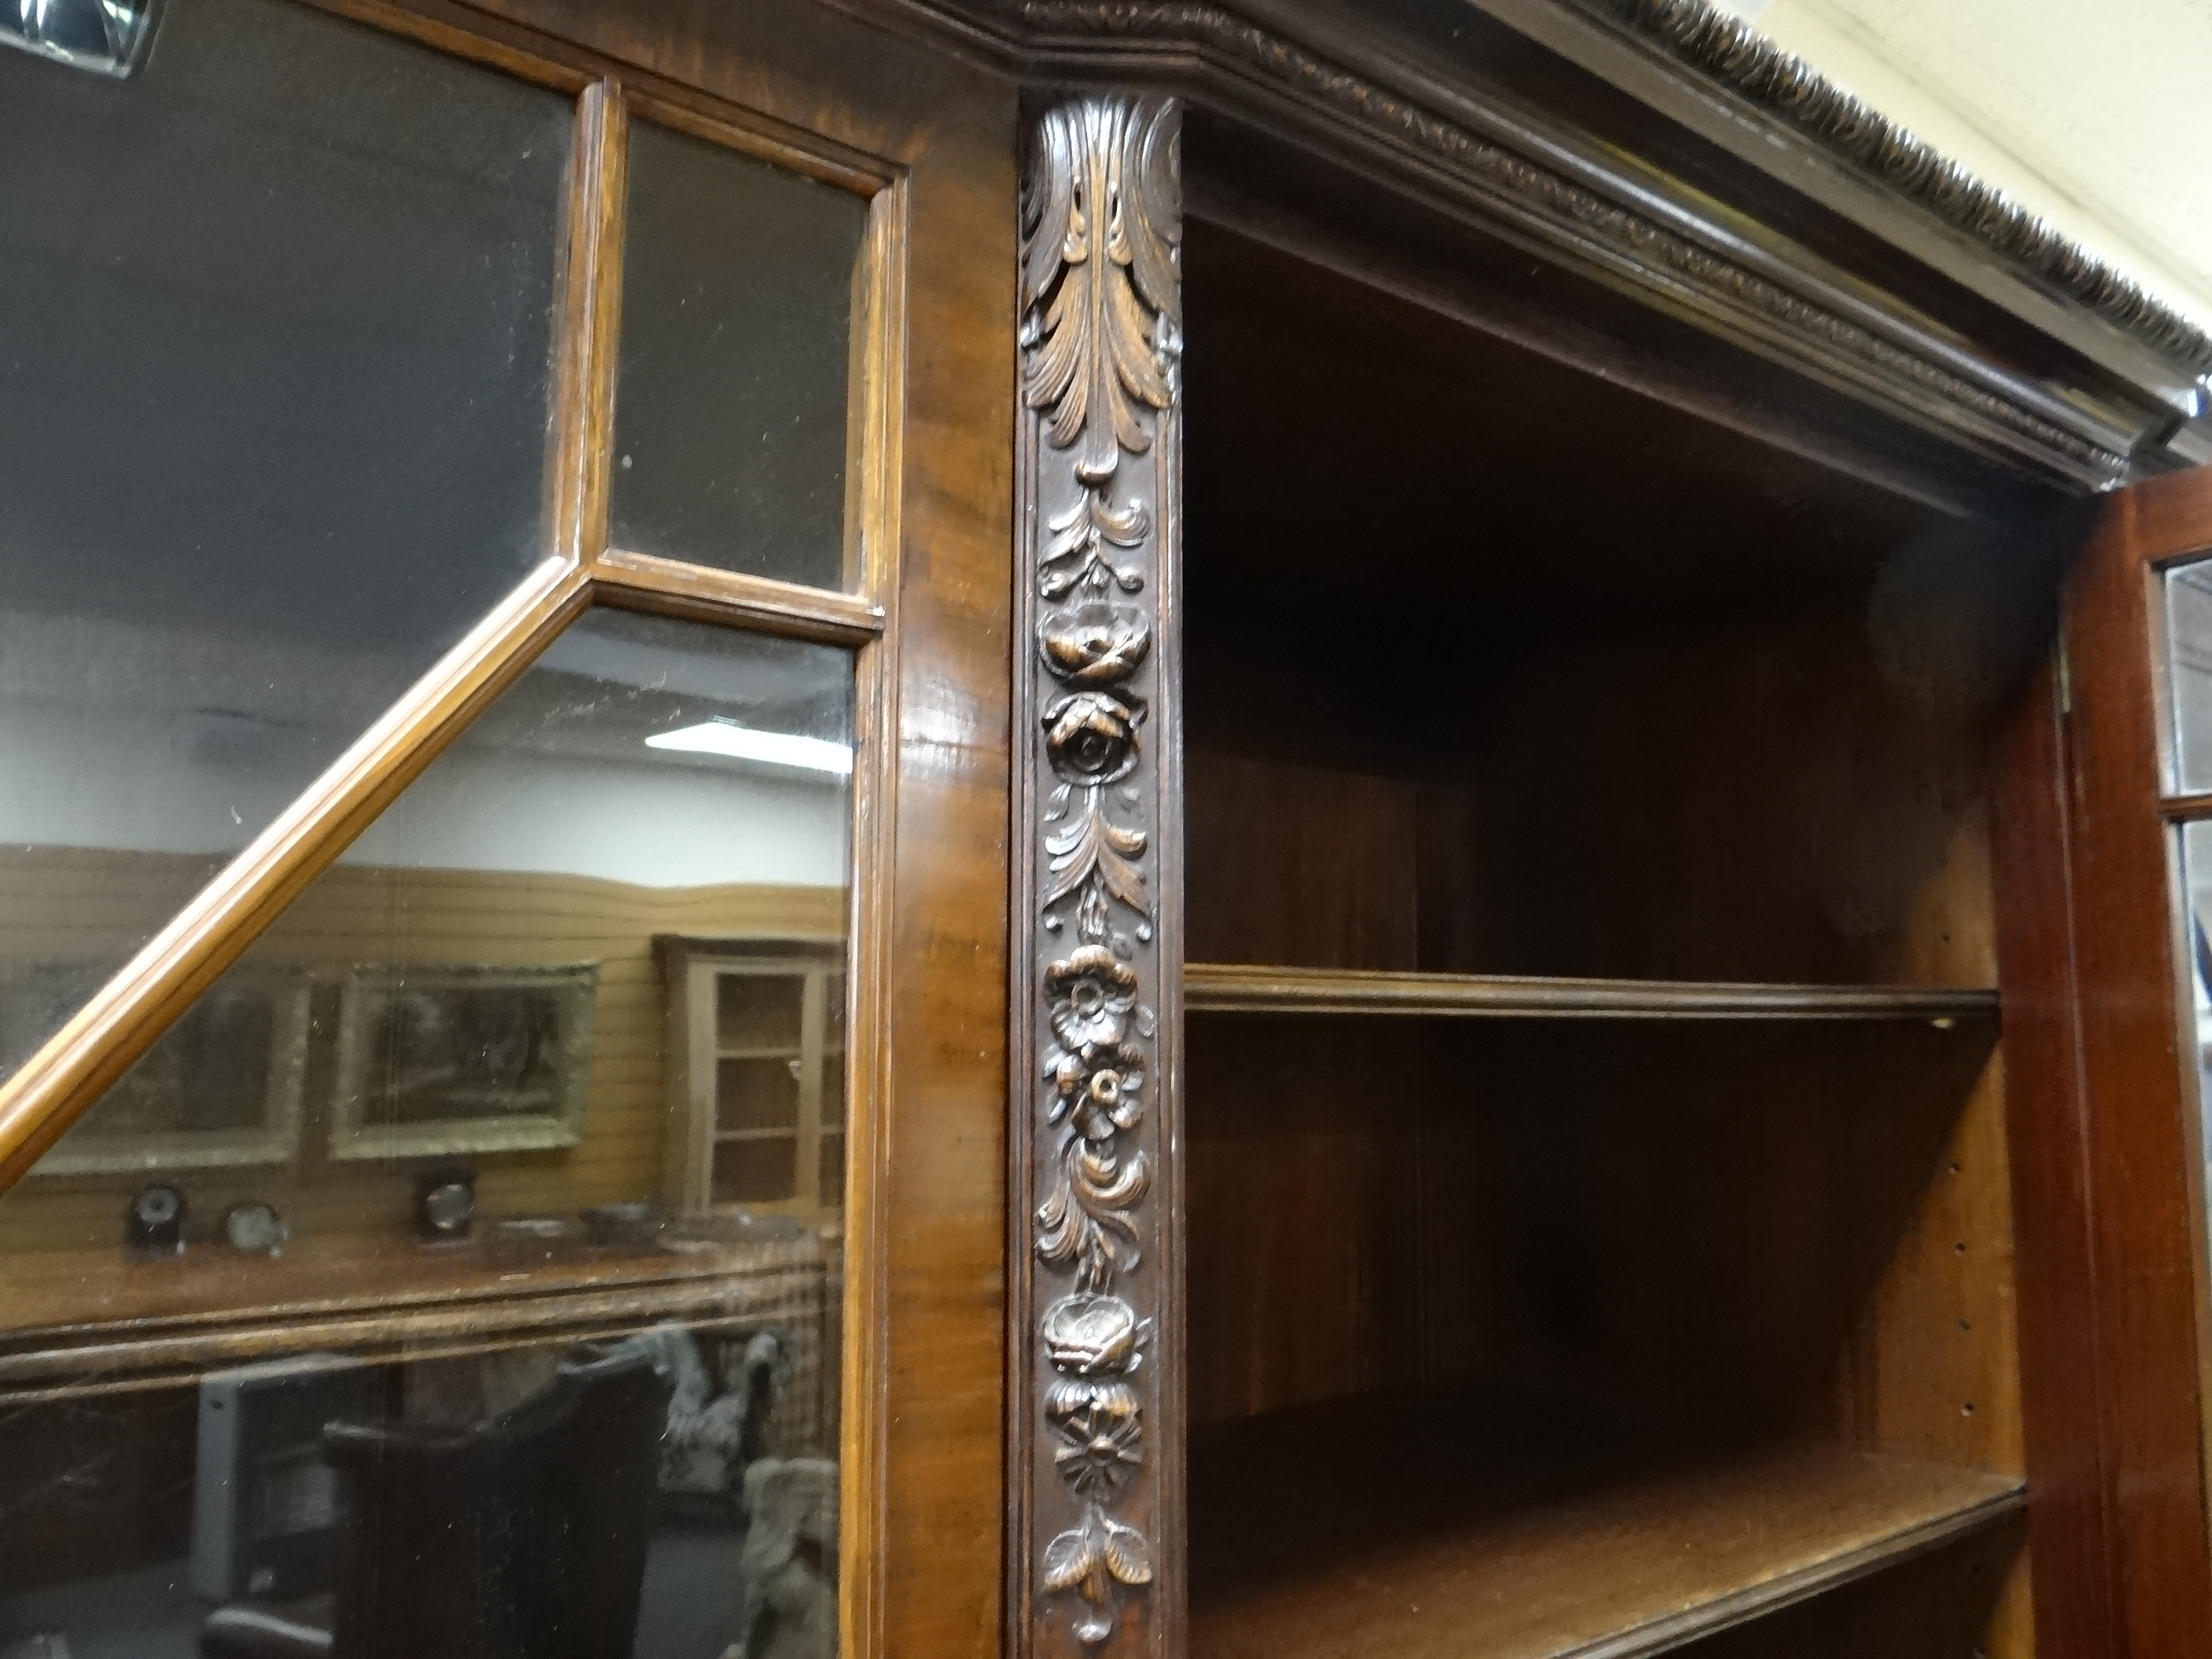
1049,1039 -> 1145,1142
1043,688 -> 1142,784
1045,945 -> 1139,1051
1047,1377 -> 1143,1496
1041,602 -> 1152,686
1024,93 -> 1179,1657
1043,1292 -> 1140,1375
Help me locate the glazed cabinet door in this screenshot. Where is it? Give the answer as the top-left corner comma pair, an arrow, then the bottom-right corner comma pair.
1997,463 -> 2212,1659
0,4 -> 1013,1657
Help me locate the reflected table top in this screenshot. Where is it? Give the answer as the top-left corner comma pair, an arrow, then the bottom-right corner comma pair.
0,1224 -> 838,1391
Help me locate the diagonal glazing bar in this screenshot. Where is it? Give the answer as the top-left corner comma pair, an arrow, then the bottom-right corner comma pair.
0,556 -> 593,1188
0,0 -> 587,1089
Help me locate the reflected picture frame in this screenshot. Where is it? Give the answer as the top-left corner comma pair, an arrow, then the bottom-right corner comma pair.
329,963 -> 599,1160
6,965 -> 311,1177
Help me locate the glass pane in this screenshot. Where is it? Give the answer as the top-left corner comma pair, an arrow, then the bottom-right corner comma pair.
2180,821 -> 2212,1202
0,1310 -> 841,1656
718,1057 -> 802,1132
609,120 -> 867,589
0,608 -> 852,1652
2,0 -> 154,74
0,0 -> 570,1073
2170,559 -> 2212,794
713,1136 -> 800,1206
718,973 -> 806,1051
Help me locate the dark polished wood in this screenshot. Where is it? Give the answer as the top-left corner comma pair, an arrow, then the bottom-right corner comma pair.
1987,653 -> 2122,1659
1010,96 -> 1187,1659
1188,1392 -> 2023,1659
2022,464 -> 2212,1659
907,0 -> 2178,487
1463,0 -> 2208,422
1176,204 -> 2037,1659
0,4 -> 1020,1657
1186,963 -> 1998,1022
9,0 -> 2206,1655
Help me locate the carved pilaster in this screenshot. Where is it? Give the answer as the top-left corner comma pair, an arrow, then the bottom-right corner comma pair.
1013,94 -> 1183,1657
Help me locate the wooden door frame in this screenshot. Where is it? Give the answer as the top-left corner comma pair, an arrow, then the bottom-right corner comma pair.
1994,464 -> 2212,1659
0,3 -> 1016,1656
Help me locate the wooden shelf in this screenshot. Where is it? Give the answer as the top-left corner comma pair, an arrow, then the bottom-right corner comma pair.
1185,963 -> 2000,1023
1190,1397 -> 2024,1659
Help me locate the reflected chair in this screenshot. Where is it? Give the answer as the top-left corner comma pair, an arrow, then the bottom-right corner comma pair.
200,1347 -> 671,1659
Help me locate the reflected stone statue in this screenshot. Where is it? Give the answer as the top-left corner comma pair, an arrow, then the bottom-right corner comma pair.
1,0 -> 156,75
733,1458 -> 838,1659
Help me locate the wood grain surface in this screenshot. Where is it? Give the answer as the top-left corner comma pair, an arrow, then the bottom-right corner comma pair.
1185,963 -> 1999,1021
0,3 -> 1016,1656
2008,462 -> 2212,1658
1189,1392 -> 2023,1659
434,9 -> 1020,1657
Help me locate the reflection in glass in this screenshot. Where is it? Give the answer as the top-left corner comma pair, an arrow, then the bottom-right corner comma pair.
0,0 -> 154,75
0,0 -> 570,1074
0,1318 -> 839,1659
2180,823 -> 2212,1209
0,609 -> 852,1657
610,121 -> 867,590
2168,559 -> 2212,795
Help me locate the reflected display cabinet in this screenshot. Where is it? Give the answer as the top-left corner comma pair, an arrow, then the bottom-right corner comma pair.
4,1 -> 2212,1657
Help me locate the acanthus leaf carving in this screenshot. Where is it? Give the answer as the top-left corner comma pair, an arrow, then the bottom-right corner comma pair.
1042,487 -> 1150,599
1022,99 -> 1183,480
1036,1131 -> 1151,1292
1012,1 -> 2131,485
1022,92 -> 1180,1655
1043,790 -> 1150,934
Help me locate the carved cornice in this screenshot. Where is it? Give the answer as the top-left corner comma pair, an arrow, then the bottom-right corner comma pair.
1015,95 -> 1182,1656
1586,0 -> 2212,380
1001,0 -> 2127,485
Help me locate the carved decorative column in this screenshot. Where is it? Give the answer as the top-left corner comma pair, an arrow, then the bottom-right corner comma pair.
1011,94 -> 1185,1657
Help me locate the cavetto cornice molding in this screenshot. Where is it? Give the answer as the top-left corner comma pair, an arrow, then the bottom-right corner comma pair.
880,0 -> 2201,484
1591,0 -> 2212,380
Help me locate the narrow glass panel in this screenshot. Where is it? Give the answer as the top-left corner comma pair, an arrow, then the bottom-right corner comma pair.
609,121 -> 867,589
2180,820 -> 2212,1204
2169,560 -> 2212,795
0,0 -> 569,1074
0,609 -> 852,1656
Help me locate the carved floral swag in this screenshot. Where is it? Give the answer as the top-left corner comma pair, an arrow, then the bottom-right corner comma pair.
1022,95 -> 1180,1650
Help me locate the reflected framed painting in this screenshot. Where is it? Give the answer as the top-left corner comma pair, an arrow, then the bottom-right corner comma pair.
329,963 -> 599,1160
0,964 -> 311,1176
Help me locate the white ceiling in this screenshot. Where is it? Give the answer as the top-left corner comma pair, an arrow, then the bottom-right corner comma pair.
1713,0 -> 2212,332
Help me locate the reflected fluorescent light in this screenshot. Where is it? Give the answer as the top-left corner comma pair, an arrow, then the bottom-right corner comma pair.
646,719 -> 853,776
3,0 -> 157,76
